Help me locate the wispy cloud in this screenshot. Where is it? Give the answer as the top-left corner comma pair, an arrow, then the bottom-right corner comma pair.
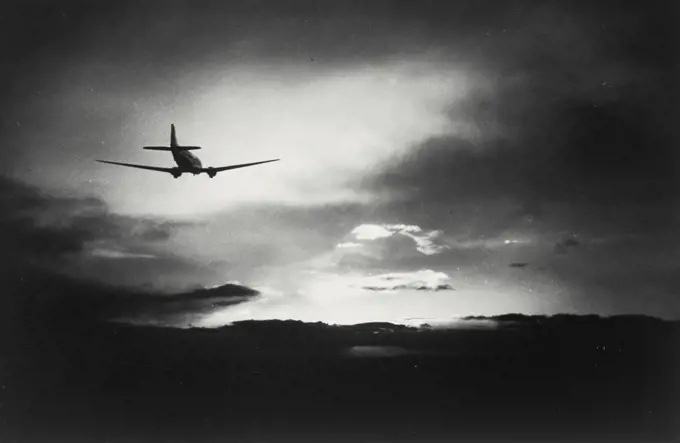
87,248 -> 157,260
197,268 -> 457,328
0,176 -> 215,291
351,224 -> 400,240
445,236 -> 533,250
409,230 -> 448,255
336,242 -> 363,249
360,269 -> 454,292
349,223 -> 449,255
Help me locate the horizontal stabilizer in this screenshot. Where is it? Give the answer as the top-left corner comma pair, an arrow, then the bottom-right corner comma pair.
144,146 -> 202,151
143,146 -> 172,151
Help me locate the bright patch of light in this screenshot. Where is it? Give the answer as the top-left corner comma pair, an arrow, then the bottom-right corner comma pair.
88,248 -> 156,259
196,276 -> 556,328
407,229 -> 448,255
446,236 -> 533,249
337,242 -> 362,248
351,224 -> 395,240
349,223 -> 448,255
359,269 -> 452,291
83,60 -> 482,217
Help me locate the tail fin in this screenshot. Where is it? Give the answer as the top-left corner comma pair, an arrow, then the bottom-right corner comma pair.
171,124 -> 178,148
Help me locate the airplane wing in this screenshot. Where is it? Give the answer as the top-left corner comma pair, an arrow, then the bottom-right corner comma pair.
202,158 -> 280,174
96,160 -> 177,174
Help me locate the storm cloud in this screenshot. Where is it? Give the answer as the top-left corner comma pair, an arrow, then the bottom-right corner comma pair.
0,176 -> 219,291
0,176 -> 259,328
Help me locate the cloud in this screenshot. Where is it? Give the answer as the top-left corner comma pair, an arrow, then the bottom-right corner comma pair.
43,58 -> 484,218
1,210 -> 262,331
563,238 -> 581,247
408,230 -> 449,256
554,237 -> 581,255
353,2 -> 676,253
0,176 -> 189,251
336,242 -> 362,249
436,235 -> 534,251
363,283 -> 454,292
1,264 -> 259,331
0,176 -> 215,291
282,222 -> 456,287
349,223 -> 449,256
351,224 -> 400,240
114,283 -> 261,328
509,262 -> 529,269
359,269 -> 453,293
272,269 -> 454,296
351,224 -> 426,240
87,248 -> 157,259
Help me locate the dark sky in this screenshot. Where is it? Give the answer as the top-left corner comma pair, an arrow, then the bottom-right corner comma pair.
1,0 -> 678,325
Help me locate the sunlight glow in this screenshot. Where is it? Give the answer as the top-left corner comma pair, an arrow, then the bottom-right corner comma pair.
93,60 -> 480,216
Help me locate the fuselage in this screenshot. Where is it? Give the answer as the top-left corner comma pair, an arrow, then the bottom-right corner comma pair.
172,148 -> 203,173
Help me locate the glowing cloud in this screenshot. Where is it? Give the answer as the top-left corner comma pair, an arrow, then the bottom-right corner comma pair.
446,236 -> 534,250
88,248 -> 156,260
408,229 -> 448,255
197,268 -> 456,327
360,269 -> 454,292
351,224 -> 397,240
349,223 -> 448,256
72,59 -> 484,217
336,242 -> 362,248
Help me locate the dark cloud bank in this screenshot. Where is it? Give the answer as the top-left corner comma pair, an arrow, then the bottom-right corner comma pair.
357,0 -> 679,318
0,176 -> 259,332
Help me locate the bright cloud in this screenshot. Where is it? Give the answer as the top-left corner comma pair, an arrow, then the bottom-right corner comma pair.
408,230 -> 448,255
360,269 -> 454,292
88,248 -> 156,259
299,269 -> 453,295
446,236 -> 534,250
349,223 -> 448,255
351,224 -> 396,240
336,242 -> 362,248
197,268 -> 455,327
196,266 -> 562,327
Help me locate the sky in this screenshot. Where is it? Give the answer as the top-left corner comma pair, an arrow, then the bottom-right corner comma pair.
1,0 -> 678,326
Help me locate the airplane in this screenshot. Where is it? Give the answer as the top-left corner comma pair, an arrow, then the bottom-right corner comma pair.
96,124 -> 279,178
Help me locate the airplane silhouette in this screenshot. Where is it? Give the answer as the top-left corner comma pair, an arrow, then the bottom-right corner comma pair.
97,124 -> 279,178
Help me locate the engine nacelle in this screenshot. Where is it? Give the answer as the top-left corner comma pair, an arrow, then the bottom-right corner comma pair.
172,170 -> 182,178
207,167 -> 216,178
